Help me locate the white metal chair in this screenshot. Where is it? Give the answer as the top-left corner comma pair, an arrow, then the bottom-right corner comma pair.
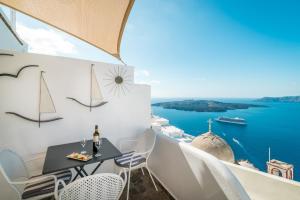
0,149 -> 72,200
114,128 -> 158,200
57,173 -> 125,200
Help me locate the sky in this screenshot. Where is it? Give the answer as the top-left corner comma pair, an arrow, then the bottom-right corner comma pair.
1,0 -> 300,98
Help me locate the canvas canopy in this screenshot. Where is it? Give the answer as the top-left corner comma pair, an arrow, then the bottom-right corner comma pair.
0,0 -> 135,61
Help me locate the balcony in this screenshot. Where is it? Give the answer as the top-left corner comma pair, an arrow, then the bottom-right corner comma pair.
0,50 -> 300,200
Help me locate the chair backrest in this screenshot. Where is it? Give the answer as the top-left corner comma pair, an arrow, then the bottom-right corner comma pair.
59,173 -> 125,200
0,149 -> 29,183
135,128 -> 156,156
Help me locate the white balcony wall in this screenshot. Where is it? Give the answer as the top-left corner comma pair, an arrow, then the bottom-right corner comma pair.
0,50 -> 151,159
0,50 -> 151,199
225,162 -> 300,200
148,133 -> 250,200
148,131 -> 300,200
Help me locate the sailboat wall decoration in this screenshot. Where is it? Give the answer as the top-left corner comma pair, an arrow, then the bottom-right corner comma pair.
0,53 -> 14,56
1,52 -> 39,78
0,65 -> 39,78
67,64 -> 108,111
6,71 -> 63,127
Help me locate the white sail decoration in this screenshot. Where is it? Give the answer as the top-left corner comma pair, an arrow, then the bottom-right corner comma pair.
39,73 -> 56,113
5,71 -> 62,128
66,64 -> 108,111
91,67 -> 104,104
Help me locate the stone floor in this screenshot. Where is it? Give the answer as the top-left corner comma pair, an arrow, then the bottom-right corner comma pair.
120,169 -> 174,200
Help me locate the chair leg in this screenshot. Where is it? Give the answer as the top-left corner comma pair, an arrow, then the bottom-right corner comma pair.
141,167 -> 145,175
119,168 -> 128,186
123,168 -> 127,184
146,164 -> 158,191
127,169 -> 131,200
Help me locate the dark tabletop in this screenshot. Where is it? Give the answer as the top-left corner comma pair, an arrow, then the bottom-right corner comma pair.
42,138 -> 122,174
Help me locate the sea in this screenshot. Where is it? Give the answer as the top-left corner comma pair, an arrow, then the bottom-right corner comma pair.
152,98 -> 300,181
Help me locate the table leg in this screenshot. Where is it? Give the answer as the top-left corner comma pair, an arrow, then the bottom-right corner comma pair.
72,161 -> 104,181
91,161 -> 104,175
81,167 -> 88,176
73,166 -> 85,181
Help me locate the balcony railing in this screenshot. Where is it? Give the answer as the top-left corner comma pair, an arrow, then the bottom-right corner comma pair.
149,131 -> 300,200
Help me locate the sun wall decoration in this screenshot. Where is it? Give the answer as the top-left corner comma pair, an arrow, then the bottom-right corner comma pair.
103,66 -> 132,96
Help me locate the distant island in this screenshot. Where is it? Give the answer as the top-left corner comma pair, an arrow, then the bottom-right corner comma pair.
152,100 -> 266,112
257,96 -> 300,103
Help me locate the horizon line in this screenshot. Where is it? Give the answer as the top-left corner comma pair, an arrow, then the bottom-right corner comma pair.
151,95 -> 300,99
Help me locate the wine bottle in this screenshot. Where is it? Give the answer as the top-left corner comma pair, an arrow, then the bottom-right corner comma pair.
93,125 -> 100,153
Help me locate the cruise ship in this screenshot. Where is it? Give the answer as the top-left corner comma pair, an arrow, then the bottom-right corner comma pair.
215,117 -> 247,125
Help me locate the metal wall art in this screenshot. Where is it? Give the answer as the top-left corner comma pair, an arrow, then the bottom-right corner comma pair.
66,64 -> 108,111
103,66 -> 132,96
6,71 -> 63,127
0,53 -> 14,56
1,52 -> 39,78
0,65 -> 39,78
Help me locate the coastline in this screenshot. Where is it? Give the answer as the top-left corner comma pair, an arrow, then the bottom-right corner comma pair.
152,99 -> 267,113
152,98 -> 300,181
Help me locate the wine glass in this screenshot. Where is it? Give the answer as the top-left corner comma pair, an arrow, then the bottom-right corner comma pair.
80,138 -> 87,154
95,140 -> 102,157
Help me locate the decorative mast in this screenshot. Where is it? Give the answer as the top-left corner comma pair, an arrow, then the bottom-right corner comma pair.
39,71 -> 57,127
90,64 -> 93,112
6,70 -> 63,127
90,64 -> 105,112
66,64 -> 108,110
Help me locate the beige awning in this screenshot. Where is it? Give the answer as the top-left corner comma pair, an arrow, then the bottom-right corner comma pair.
0,0 -> 135,61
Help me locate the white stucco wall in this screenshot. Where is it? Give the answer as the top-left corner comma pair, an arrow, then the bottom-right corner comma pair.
225,162 -> 300,200
149,131 -> 300,200
0,50 -> 151,199
149,133 -> 251,200
0,50 -> 150,182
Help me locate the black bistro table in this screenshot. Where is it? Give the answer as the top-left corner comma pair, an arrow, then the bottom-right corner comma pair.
43,138 -> 122,181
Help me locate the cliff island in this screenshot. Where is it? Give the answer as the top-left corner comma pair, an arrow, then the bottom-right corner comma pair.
257,96 -> 300,103
152,100 -> 266,112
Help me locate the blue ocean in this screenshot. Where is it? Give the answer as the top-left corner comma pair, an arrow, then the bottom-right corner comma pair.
152,98 -> 300,181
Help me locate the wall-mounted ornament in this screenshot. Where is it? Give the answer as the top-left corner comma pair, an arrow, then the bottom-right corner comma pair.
6,71 -> 63,127
0,65 -> 39,78
66,64 -> 108,111
103,66 -> 132,96
0,53 -> 14,56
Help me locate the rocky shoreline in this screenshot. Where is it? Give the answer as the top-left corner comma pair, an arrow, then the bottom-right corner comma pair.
152,100 -> 266,112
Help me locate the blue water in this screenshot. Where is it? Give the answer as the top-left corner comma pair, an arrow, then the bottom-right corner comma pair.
152,98 -> 300,181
